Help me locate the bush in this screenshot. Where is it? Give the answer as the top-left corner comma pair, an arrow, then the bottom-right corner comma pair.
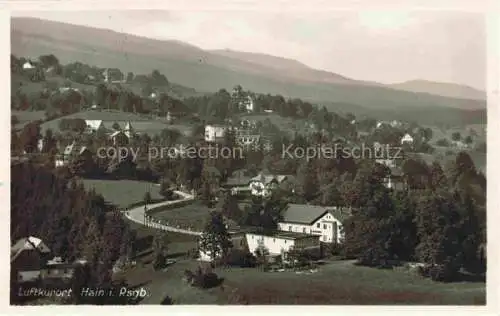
220,248 -> 257,267
184,266 -> 223,289
418,264 -> 458,282
436,138 -> 450,147
322,242 -> 345,257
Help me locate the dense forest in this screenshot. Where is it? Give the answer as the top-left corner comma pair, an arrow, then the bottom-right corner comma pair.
11,162 -> 137,304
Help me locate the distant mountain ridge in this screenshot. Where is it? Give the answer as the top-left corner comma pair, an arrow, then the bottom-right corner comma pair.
390,79 -> 486,101
11,17 -> 486,122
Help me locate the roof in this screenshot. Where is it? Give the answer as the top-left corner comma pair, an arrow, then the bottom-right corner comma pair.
281,204 -> 351,225
109,130 -> 125,138
281,204 -> 328,224
11,236 -> 51,262
224,176 -> 252,187
250,174 -> 288,185
390,166 -> 404,177
85,120 -> 103,130
63,141 -> 76,155
246,229 -> 320,241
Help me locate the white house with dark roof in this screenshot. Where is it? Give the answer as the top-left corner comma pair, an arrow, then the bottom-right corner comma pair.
55,141 -> 90,167
401,133 -> 414,145
11,236 -> 88,284
277,204 -> 350,244
85,120 -> 104,133
249,173 -> 288,197
205,124 -> 227,142
22,61 -> 35,70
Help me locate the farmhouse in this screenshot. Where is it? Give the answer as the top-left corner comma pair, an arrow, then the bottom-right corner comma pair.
109,130 -> 129,146
85,120 -> 105,133
22,61 -> 35,70
277,204 -> 350,244
401,133 -> 414,145
11,236 -> 87,284
205,124 -> 227,142
222,170 -> 253,196
245,230 -> 320,258
55,141 -> 91,167
249,173 -> 288,197
103,68 -> 124,83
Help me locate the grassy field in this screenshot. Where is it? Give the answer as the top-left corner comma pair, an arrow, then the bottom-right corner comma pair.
11,110 -> 47,130
124,213 -> 485,305
126,256 -> 485,305
81,179 -> 163,208
151,201 -> 212,231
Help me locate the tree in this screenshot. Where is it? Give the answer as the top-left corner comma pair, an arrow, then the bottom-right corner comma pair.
112,122 -> 121,130
414,190 -> 463,281
254,241 -> 270,269
95,83 -> 108,106
436,138 -> 450,147
464,135 -> 473,145
30,67 -> 46,82
126,72 -> 134,83
143,191 -> 152,205
151,69 -> 169,86
451,132 -> 461,141
41,129 -> 58,155
11,115 -> 19,126
160,178 -> 174,199
296,159 -> 319,202
199,211 -> 233,262
38,54 -> 60,68
20,121 -> 41,153
153,232 -> 169,270
218,193 -> 242,224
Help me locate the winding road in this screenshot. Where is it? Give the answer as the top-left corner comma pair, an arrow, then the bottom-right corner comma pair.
124,190 -> 202,236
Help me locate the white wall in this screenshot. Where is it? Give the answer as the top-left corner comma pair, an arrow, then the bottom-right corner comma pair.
205,126 -> 226,142
278,222 -> 312,235
245,233 -> 295,255
278,212 -> 344,244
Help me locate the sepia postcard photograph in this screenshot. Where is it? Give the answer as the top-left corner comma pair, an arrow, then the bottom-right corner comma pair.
4,2 -> 495,311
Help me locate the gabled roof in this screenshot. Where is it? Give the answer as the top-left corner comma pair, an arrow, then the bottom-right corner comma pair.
63,141 -> 76,156
250,174 -> 288,185
11,236 -> 51,263
85,120 -> 103,130
109,130 -> 126,138
281,204 -> 327,225
280,204 -> 351,225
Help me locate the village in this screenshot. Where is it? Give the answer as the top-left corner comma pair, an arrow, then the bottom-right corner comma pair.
10,18 -> 487,305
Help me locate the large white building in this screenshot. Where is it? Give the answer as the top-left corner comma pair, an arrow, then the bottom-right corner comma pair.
277,204 -> 350,244
205,125 -> 227,142
245,231 -> 320,258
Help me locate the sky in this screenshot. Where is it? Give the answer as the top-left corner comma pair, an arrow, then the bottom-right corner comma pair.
12,10 -> 487,90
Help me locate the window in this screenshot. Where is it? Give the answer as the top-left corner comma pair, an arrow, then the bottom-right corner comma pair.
303,227 -> 306,233
284,240 -> 287,244
273,238 -> 276,243
288,226 -> 292,231
316,223 -> 320,228
323,224 -> 327,229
